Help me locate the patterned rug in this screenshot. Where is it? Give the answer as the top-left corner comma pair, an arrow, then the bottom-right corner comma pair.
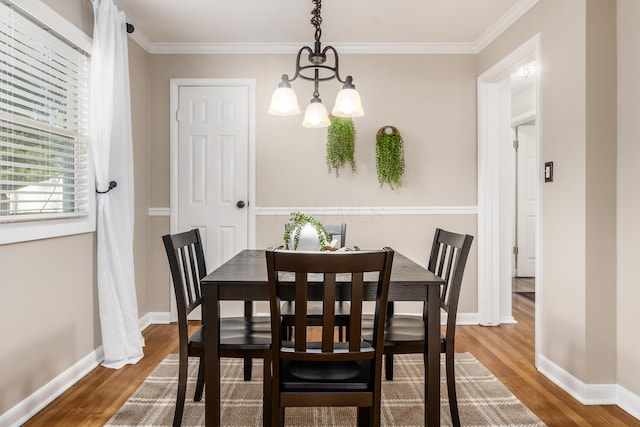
106,353 -> 545,426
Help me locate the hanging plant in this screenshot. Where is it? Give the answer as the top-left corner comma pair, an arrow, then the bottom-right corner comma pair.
326,116 -> 356,176
283,212 -> 330,251
376,125 -> 405,189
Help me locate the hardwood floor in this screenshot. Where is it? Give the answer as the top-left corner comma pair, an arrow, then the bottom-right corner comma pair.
512,276 -> 535,293
24,295 -> 639,426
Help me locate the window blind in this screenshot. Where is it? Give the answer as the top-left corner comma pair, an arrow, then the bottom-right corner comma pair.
0,1 -> 89,223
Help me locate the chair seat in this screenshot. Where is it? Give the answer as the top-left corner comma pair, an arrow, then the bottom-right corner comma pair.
361,314 -> 444,345
279,331 -> 374,392
281,358 -> 372,391
189,316 -> 271,350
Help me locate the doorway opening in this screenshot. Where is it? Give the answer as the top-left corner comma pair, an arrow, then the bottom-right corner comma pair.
511,68 -> 537,302
477,34 -> 541,363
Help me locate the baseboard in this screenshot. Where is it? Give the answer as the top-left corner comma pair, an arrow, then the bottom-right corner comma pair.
139,311 -> 171,330
538,354 -> 640,421
500,315 -> 517,324
0,313 -> 172,427
0,347 -> 104,427
452,312 -> 480,325
618,384 -> 640,420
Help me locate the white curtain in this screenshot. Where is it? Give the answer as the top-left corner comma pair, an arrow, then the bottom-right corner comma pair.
90,0 -> 144,369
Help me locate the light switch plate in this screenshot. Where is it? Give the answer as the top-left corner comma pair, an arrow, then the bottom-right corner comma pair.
544,161 -> 553,182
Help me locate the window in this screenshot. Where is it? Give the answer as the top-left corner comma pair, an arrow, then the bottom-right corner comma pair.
0,0 -> 94,244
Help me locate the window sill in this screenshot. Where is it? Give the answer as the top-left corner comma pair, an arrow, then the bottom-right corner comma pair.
0,211 -> 96,245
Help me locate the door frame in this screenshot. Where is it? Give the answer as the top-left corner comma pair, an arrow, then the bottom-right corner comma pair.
168,78 -> 257,321
477,34 -> 541,361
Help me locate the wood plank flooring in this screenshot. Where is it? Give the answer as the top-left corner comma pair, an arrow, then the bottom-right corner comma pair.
23,292 -> 639,426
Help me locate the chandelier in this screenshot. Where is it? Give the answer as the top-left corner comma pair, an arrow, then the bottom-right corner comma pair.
267,0 -> 364,128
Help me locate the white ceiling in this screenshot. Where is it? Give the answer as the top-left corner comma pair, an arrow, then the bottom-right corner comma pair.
113,0 -> 538,53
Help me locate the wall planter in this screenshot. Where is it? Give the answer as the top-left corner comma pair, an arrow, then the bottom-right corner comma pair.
376,125 -> 405,189
326,116 -> 356,176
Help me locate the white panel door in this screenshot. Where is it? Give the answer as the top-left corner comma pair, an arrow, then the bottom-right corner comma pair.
177,86 -> 249,316
516,124 -> 537,277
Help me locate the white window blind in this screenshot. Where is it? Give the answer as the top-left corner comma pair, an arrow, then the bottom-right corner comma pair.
0,0 -> 89,223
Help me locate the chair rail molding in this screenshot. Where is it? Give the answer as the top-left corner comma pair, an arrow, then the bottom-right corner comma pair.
148,208 -> 171,216
256,206 -> 477,216
150,206 -> 477,217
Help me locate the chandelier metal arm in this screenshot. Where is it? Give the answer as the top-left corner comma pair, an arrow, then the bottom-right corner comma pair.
287,45 -> 348,84
288,46 -> 313,82
322,45 -> 347,84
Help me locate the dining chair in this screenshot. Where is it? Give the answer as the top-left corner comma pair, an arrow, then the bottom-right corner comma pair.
281,223 -> 350,341
323,223 -> 347,247
163,229 -> 272,427
266,247 -> 394,427
363,228 -> 473,427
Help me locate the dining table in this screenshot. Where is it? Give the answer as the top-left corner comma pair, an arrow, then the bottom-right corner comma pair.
201,248 -> 445,427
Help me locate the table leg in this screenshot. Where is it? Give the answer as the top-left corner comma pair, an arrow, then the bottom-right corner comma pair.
425,285 -> 441,427
203,285 -> 221,427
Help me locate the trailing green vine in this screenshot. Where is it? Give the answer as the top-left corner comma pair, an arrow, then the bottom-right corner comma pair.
376,126 -> 405,189
326,116 -> 356,176
283,212 -> 329,251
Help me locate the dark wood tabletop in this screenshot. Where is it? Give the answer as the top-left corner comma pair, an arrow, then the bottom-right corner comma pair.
201,249 -> 444,426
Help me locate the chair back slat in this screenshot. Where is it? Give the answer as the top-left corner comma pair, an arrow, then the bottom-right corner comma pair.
321,273 -> 337,352
188,244 -> 202,301
349,273 -> 364,352
179,247 -> 195,305
294,272 -> 308,351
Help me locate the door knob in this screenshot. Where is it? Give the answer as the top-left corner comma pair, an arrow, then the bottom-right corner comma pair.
236,200 -> 246,208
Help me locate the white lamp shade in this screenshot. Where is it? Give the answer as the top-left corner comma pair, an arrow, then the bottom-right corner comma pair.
302,101 -> 330,128
331,88 -> 364,117
268,86 -> 301,116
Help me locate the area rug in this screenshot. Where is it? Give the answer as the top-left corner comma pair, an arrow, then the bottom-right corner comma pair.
515,291 -> 536,302
106,353 -> 545,426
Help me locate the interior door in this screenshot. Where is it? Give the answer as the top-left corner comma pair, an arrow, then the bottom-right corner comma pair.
515,124 -> 537,277
177,85 -> 249,317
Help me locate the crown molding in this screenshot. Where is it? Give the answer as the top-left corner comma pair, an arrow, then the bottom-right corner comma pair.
146,41 -> 478,55
129,0 -> 539,55
128,28 -> 153,52
474,0 -> 540,53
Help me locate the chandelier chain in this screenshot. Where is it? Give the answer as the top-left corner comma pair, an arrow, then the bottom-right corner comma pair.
311,0 -> 322,41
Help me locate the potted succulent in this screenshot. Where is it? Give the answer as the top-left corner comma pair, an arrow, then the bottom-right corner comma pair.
376,125 -> 405,189
326,116 -> 356,177
283,212 -> 330,251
